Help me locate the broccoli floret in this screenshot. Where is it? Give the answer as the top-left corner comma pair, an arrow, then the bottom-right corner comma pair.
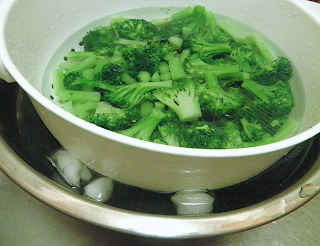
82,26 -> 120,56
118,103 -> 166,141
156,124 -> 181,147
251,57 -> 293,85
241,116 -> 299,148
160,5 -> 206,39
154,79 -> 202,122
123,40 -> 175,77
104,80 -> 172,108
182,34 -> 232,61
241,79 -> 295,117
220,120 -> 243,149
184,55 -> 242,79
199,10 -> 231,43
230,43 -> 258,72
112,19 -> 161,41
198,71 -> 245,119
178,120 -> 242,149
240,118 -> 271,142
63,71 -> 84,90
178,121 -> 223,149
86,101 -> 140,131
98,63 -> 127,86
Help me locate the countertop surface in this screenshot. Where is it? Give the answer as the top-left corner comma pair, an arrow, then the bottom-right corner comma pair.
1,169 -> 320,246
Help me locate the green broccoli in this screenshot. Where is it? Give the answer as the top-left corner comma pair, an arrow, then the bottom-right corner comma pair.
154,79 -> 202,122
122,40 -> 175,78
86,101 -> 140,131
118,103 -> 166,141
52,5 -> 298,149
82,25 -> 120,56
112,18 -> 161,41
241,79 -> 295,118
98,63 -> 127,86
184,54 -> 242,79
160,5 -> 206,39
197,71 -> 245,119
240,118 -> 271,142
182,34 -> 232,61
178,120 -> 243,149
251,57 -> 293,85
104,80 -> 173,108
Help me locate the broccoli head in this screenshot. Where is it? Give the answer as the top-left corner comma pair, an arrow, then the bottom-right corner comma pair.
63,71 -> 84,90
117,103 -> 166,141
178,120 -> 242,149
123,40 -> 175,77
241,79 -> 295,118
182,34 -> 232,61
104,80 -> 172,108
251,57 -> 293,85
82,25 -> 120,55
86,101 -> 140,131
99,63 -> 127,86
113,19 -> 161,41
154,79 -> 202,122
184,54 -> 242,79
197,71 -> 245,119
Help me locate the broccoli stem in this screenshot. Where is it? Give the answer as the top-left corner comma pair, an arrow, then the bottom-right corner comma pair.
58,59 -> 82,71
187,5 -> 206,33
218,22 -> 247,43
171,6 -> 194,20
58,90 -> 101,103
118,106 -> 166,141
168,36 -> 183,50
204,71 -> 222,93
66,51 -> 94,59
67,56 -> 97,73
168,57 -> 186,80
72,78 -> 115,91
248,33 -> 275,64
116,38 -> 148,46
52,69 -> 65,95
241,79 -> 276,103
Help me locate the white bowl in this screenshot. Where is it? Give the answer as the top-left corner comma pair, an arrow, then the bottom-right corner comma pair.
1,0 -> 320,192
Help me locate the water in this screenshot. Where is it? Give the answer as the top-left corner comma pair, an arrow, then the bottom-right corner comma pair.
41,6 -> 304,134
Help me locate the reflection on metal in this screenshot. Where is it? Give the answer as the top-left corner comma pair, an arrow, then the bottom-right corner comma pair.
299,184 -> 320,198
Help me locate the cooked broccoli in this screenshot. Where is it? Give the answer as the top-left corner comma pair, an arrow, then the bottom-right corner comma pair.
177,120 -> 243,149
112,19 -> 161,41
104,80 -> 173,108
82,26 -> 120,56
52,5 -> 298,149
182,34 -> 232,61
98,63 -> 127,86
63,71 -> 84,90
86,101 -> 140,131
118,103 -> 166,141
122,40 -> 175,77
198,71 -> 245,119
240,118 -> 271,142
160,5 -> 206,39
251,57 -> 293,85
154,79 -> 202,122
185,54 -> 242,79
241,79 -> 295,117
